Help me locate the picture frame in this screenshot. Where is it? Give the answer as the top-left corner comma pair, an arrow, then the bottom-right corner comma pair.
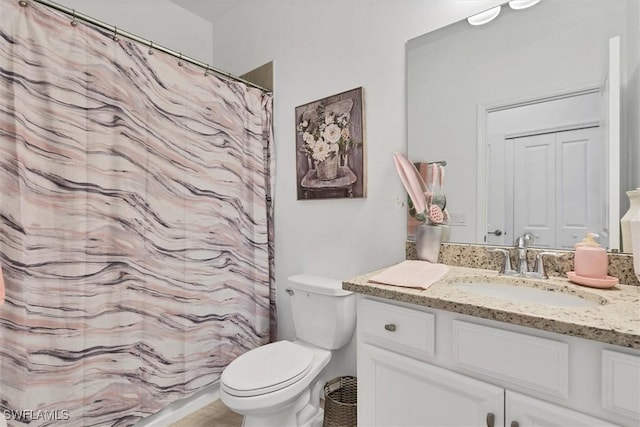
295,87 -> 366,200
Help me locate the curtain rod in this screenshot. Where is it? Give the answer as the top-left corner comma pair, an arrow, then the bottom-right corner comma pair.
20,0 -> 272,95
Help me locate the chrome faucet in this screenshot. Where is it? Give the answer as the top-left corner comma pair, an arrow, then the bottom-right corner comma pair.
515,233 -> 534,275
491,233 -> 534,276
491,233 -> 562,279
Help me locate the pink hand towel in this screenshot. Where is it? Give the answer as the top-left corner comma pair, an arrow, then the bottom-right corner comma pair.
0,264 -> 5,304
368,260 -> 449,290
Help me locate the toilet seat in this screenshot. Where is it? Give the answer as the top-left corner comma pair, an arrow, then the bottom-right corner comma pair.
221,341 -> 314,397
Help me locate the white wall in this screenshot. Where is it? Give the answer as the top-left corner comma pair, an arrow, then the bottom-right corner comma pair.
52,0 -> 214,65
208,0 -> 504,380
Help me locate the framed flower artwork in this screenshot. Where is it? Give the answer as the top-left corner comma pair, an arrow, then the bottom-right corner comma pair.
295,87 -> 366,200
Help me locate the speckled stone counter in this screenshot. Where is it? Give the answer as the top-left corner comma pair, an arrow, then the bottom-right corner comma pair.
406,241 -> 640,287
343,265 -> 640,349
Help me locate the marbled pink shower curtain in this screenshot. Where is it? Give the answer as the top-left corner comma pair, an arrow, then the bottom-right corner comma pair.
0,1 -> 275,426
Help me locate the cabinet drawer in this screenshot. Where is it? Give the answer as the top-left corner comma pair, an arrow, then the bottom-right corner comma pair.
360,298 -> 434,360
602,349 -> 640,419
452,320 -> 568,398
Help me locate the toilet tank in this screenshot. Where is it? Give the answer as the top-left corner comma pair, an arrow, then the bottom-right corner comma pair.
287,274 -> 356,350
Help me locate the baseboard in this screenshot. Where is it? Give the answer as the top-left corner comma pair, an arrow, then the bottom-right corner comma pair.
134,382 -> 221,426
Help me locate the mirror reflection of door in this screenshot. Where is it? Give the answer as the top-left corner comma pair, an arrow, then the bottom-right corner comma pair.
510,128 -> 604,249
487,92 -> 608,249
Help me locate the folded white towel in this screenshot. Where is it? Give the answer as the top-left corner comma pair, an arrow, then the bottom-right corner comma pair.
368,260 -> 449,290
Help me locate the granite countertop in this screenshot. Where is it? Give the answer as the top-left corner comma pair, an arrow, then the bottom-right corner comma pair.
343,265 -> 640,349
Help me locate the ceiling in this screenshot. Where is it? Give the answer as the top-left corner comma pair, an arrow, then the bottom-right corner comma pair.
170,0 -> 243,24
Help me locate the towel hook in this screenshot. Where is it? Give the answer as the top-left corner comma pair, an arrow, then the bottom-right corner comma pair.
18,0 -> 27,7
204,65 -> 210,76
112,26 -> 119,42
148,41 -> 154,55
178,53 -> 183,67
70,9 -> 78,26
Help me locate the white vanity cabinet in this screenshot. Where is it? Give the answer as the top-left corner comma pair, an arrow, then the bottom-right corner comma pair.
360,343 -> 504,427
357,297 -> 639,427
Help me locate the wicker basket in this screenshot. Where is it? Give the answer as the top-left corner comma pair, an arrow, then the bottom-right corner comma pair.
323,376 -> 357,427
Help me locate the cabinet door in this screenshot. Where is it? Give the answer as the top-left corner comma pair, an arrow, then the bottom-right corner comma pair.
359,344 -> 504,427
506,391 -> 619,427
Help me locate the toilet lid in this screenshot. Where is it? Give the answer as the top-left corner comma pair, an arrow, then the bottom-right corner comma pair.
221,341 -> 314,397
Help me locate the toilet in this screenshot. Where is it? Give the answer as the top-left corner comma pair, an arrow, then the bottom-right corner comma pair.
220,274 -> 356,427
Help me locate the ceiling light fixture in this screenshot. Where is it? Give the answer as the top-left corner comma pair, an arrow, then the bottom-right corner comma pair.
508,0 -> 542,10
467,6 -> 502,26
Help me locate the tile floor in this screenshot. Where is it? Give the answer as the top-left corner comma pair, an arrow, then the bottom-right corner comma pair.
170,400 -> 243,427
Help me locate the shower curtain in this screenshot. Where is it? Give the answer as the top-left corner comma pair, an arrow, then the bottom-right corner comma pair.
0,1 -> 275,426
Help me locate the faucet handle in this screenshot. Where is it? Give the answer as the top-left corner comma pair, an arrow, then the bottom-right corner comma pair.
490,248 -> 514,275
532,251 -> 563,279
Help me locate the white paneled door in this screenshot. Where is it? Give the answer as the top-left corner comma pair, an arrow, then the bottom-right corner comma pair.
511,133 -> 556,248
555,128 -> 605,249
506,127 -> 606,249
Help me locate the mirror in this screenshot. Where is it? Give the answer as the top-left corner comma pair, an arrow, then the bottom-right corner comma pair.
407,0 -> 638,252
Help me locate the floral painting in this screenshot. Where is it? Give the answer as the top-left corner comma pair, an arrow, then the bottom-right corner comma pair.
295,87 -> 366,200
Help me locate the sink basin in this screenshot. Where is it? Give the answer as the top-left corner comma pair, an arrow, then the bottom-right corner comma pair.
453,280 -> 604,308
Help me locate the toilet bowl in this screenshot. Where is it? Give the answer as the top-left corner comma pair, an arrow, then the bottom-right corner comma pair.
220,274 -> 356,427
221,340 -> 330,426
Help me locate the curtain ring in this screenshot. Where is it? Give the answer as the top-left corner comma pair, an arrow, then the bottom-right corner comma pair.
204,65 -> 210,76
70,9 -> 78,27
18,0 -> 27,7
178,53 -> 183,67
148,41 -> 154,55
112,26 -> 119,42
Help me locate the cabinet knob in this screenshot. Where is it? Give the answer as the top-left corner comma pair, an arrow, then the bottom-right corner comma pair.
384,323 -> 396,332
510,422 -> 520,427
486,413 -> 495,427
